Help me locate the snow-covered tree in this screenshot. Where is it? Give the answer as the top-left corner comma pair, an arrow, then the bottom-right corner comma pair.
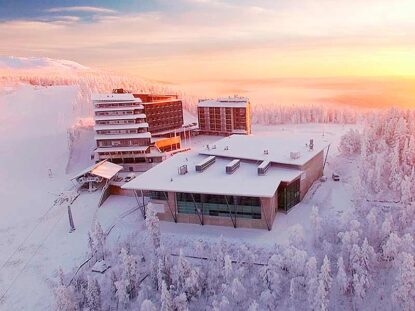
310,206 -> 322,245
86,275 -> 101,311
160,281 -> 174,311
382,232 -> 401,262
392,252 -> 415,311
115,279 -> 129,309
89,221 -> 105,261
336,256 -> 348,295
140,299 -> 157,311
305,256 -> 318,307
54,284 -> 78,311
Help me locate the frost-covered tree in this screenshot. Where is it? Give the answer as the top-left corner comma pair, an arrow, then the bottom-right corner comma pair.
86,275 -> 101,311
310,206 -> 322,245
145,205 -> 161,250
160,281 -> 174,311
89,221 -> 105,261
382,232 -> 401,262
339,129 -> 361,155
119,247 -> 138,299
140,299 -> 157,311
392,252 -> 415,311
336,256 -> 348,295
173,293 -> 189,311
305,256 -> 318,307
115,279 -> 129,309
319,256 -> 332,296
54,284 -> 78,311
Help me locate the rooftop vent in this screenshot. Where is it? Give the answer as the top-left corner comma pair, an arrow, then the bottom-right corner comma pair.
264,149 -> 269,155
309,139 -> 314,151
178,164 -> 188,175
224,146 -> 229,151
195,156 -> 216,172
226,159 -> 240,174
258,160 -> 271,176
290,151 -> 301,160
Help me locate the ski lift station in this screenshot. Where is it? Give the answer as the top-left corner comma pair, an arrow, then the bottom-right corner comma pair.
71,160 -> 123,206
122,134 -> 330,230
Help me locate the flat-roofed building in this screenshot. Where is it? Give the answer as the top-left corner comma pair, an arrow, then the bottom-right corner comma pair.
123,134 -> 329,230
93,93 -> 165,169
197,96 -> 251,136
133,93 -> 184,135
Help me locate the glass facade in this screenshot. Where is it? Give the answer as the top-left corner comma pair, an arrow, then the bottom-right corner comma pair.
176,192 -> 261,219
278,179 -> 300,212
149,191 -> 168,201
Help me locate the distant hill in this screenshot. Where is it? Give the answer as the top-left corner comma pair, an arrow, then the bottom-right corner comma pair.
0,56 -> 89,71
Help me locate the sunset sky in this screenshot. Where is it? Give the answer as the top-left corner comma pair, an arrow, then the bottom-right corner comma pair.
1,0 -> 415,82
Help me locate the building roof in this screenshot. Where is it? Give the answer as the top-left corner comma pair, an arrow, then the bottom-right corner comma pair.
122,152 -> 302,197
94,105 -> 144,112
92,93 -> 142,102
199,134 -> 329,167
94,113 -> 146,121
95,132 -> 151,140
197,96 -> 249,108
141,99 -> 182,105
72,160 -> 123,180
95,146 -> 149,153
94,123 -> 149,131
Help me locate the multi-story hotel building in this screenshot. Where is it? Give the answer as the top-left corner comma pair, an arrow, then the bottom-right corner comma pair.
93,93 -> 165,168
123,134 -> 329,230
197,96 -> 251,136
132,93 -> 184,135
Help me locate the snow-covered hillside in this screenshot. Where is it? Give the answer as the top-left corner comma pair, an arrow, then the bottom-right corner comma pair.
0,56 -> 89,71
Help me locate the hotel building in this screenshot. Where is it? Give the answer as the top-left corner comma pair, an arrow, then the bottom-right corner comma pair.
93,92 -> 182,171
123,134 -> 329,230
197,96 -> 251,136
133,93 -> 184,135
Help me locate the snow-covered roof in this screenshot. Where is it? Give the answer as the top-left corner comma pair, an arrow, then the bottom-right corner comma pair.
94,114 -> 146,121
94,123 -> 149,131
95,146 -> 150,153
95,132 -> 151,140
199,134 -> 329,167
92,93 -> 142,102
197,97 -> 249,108
72,160 -> 123,180
94,105 -> 144,112
122,152 -> 301,197
142,98 -> 181,105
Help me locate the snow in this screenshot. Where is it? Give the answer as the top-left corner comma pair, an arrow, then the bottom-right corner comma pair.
94,122 -> 149,131
200,133 -> 329,166
72,160 -> 123,180
94,105 -> 144,112
94,132 -> 151,140
0,56 -> 89,71
0,85 -> 143,310
94,113 -> 146,121
123,151 -> 302,197
95,146 -> 149,153
198,97 -> 249,108
0,82 -> 363,310
92,93 -> 141,102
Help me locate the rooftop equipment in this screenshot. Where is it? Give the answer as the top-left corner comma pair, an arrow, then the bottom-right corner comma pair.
264,149 -> 269,155
309,139 -> 314,151
226,159 -> 241,174
195,156 -> 216,172
290,151 -> 301,160
258,160 -> 271,176
178,164 -> 188,175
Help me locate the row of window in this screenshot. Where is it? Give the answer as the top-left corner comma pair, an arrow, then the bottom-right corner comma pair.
96,128 -> 147,135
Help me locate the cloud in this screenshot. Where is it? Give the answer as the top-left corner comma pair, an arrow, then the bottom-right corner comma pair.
45,6 -> 117,15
